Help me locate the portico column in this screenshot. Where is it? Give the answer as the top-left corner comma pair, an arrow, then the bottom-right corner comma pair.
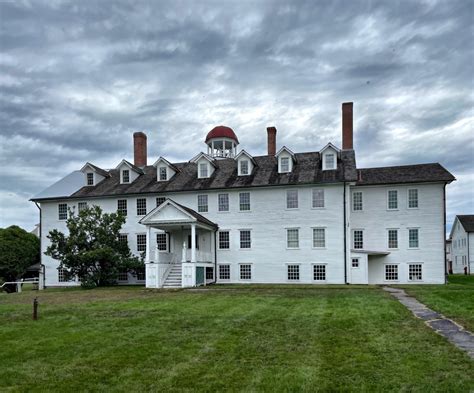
191,224 -> 197,262
146,225 -> 151,263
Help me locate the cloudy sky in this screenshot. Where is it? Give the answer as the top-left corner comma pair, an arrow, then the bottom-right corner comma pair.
0,0 -> 472,233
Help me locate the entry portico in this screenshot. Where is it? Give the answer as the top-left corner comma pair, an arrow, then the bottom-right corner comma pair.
139,199 -> 218,288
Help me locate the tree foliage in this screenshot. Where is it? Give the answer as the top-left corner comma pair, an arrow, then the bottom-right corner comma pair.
0,225 -> 40,282
45,205 -> 143,288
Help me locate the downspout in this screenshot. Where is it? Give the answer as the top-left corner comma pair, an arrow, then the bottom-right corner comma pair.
214,229 -> 218,284
443,183 -> 447,284
34,202 -> 46,288
343,182 -> 347,284
467,224 -> 471,275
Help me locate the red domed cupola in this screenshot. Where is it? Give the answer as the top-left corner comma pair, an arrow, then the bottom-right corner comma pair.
205,125 -> 239,158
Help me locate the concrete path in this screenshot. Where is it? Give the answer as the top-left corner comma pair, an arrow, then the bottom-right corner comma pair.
383,286 -> 474,359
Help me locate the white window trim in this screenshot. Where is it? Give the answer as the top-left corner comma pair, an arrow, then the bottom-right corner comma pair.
286,227 -> 300,250
352,191 -> 363,212
351,258 -> 360,268
121,169 -> 131,184
239,229 -> 252,250
408,227 -> 420,249
407,262 -> 424,282
387,189 -> 399,211
198,162 -> 209,179
136,233 -> 147,253
158,166 -> 168,182
238,263 -> 253,281
286,189 -> 299,210
86,172 -> 94,186
311,188 -> 325,209
323,153 -> 336,170
352,229 -> 364,250
239,159 -> 250,176
218,264 -> 231,281
217,230 -> 231,251
279,156 -> 291,173
383,263 -> 400,282
286,263 -> 301,282
58,203 -> 68,221
387,228 -> 399,250
312,263 -> 328,282
239,192 -> 251,212
217,193 -> 230,213
407,188 -> 419,209
156,232 -> 169,252
311,227 -> 327,249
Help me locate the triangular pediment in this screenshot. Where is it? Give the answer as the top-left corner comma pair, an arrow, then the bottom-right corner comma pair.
139,199 -> 197,225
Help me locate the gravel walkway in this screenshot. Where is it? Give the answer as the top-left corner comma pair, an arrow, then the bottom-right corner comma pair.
383,286 -> 474,359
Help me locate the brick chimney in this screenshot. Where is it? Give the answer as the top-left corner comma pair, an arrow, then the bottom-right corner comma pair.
133,132 -> 147,167
267,126 -> 277,156
342,102 -> 353,150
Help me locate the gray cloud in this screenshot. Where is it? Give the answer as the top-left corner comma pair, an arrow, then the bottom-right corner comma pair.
1,0 -> 473,233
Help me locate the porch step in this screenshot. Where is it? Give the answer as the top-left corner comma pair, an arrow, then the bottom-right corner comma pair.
162,264 -> 183,289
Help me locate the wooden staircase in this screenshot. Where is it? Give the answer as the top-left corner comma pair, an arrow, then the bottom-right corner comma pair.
162,264 -> 182,288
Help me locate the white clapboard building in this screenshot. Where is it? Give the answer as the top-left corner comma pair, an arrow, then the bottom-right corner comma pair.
448,215 -> 474,274
31,103 -> 455,288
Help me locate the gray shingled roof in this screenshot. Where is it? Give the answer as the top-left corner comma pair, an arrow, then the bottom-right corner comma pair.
357,163 -> 455,186
457,215 -> 474,233
172,200 -> 218,229
65,150 -> 358,199
87,163 -> 111,178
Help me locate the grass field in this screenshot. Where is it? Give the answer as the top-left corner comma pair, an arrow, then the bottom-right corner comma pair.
1,285 -> 473,392
401,275 -> 474,331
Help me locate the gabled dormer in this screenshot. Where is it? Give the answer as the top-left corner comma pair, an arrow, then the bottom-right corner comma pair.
190,152 -> 216,179
153,157 -> 180,182
80,162 -> 110,186
235,150 -> 256,176
320,143 -> 340,171
115,159 -> 144,184
276,146 -> 296,174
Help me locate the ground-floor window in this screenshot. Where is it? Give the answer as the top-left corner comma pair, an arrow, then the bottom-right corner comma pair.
313,264 -> 326,281
117,270 -> 128,281
240,264 -> 252,280
58,267 -> 68,282
156,233 -> 168,251
352,258 -> 359,268
206,267 -> 214,280
287,264 -> 300,281
136,268 -> 145,281
408,264 -> 422,281
136,234 -> 147,252
219,265 -> 230,280
385,264 -> 398,281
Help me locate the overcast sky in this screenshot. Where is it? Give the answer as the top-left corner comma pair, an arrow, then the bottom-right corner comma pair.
0,0 -> 472,234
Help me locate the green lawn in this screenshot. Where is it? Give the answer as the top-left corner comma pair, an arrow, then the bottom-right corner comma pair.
1,286 -> 473,392
401,275 -> 474,331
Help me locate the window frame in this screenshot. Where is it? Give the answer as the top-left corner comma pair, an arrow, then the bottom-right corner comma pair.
218,230 -> 230,250
239,192 -> 251,211
156,233 -> 168,252
352,191 -> 363,212
136,198 -> 147,216
118,233 -> 128,245
239,230 -> 252,249
286,189 -> 299,209
239,264 -> 252,281
136,234 -> 147,253
280,157 -> 290,173
312,264 -> 327,282
287,264 -> 300,281
387,190 -> 398,210
86,172 -> 94,186
312,189 -> 325,209
219,264 -> 231,280
408,228 -> 419,249
240,159 -> 249,176
407,188 -> 419,209
197,194 -> 208,213
286,228 -> 300,249
312,227 -> 326,249
325,153 -> 335,170
156,196 -> 166,207
387,229 -> 399,250
408,263 -> 423,282
351,258 -> 360,268
58,203 -> 67,221
158,166 -> 167,181
384,264 -> 399,281
218,193 -> 229,212
78,201 -> 87,213
117,199 -> 127,216
199,162 -> 209,178
353,229 -> 364,250
122,169 -> 130,184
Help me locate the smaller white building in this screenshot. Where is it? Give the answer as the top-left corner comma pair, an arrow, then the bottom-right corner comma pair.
449,215 -> 474,274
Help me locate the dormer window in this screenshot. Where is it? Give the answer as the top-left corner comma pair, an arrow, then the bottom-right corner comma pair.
122,169 -> 130,183
281,157 -> 290,172
86,173 -> 94,186
240,160 -> 249,175
325,154 -> 335,169
159,167 -> 167,181
199,163 -> 208,178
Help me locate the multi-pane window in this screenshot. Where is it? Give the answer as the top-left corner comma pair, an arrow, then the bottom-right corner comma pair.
78,202 -> 87,212
312,189 -> 325,208
58,267 -> 68,282
206,267 -> 214,280
218,194 -> 229,212
325,154 -> 335,169
409,229 -> 419,248
312,228 -> 326,248
156,233 -> 168,251
240,264 -> 252,280
136,268 -> 145,281
197,195 -> 208,213
281,157 -> 290,172
122,169 -> 130,183
408,189 -> 418,208
353,230 -> 363,249
239,192 -> 250,211
409,264 -> 422,281
219,231 -> 230,249
287,265 -> 300,281
156,196 -> 166,207
388,190 -> 398,209
137,198 -> 147,215
136,234 -> 147,252
313,264 -> 326,281
353,192 -> 363,211
117,199 -> 127,216
240,160 -> 249,175
240,230 -> 251,249
287,228 -> 299,248
87,173 -> 94,186
352,258 -> 360,268
286,190 -> 298,209
117,270 -> 128,281
118,234 -> 128,244
58,203 -> 67,220
159,167 -> 167,181
219,265 -> 230,280
388,229 -> 398,249
385,264 -> 398,281
199,163 -> 208,178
